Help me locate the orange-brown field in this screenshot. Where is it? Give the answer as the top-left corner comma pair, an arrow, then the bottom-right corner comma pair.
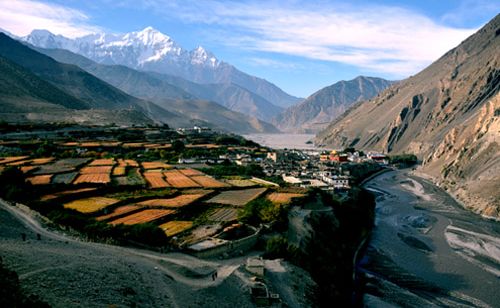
122,142 -> 144,148
141,161 -> 171,170
80,142 -> 101,147
158,221 -> 193,237
73,173 -> 111,184
30,157 -> 55,165
95,205 -> 141,221
20,166 -> 37,173
190,175 -> 229,188
26,175 -> 52,185
109,209 -> 175,225
80,166 -> 113,174
63,197 -> 119,213
0,156 -> 29,165
206,188 -> 267,206
137,193 -> 206,208
124,159 -> 139,167
143,172 -> 170,188
89,159 -> 115,166
163,170 -> 201,188
178,168 -> 204,176
267,192 -> 305,204
40,187 -> 98,201
112,166 -> 126,176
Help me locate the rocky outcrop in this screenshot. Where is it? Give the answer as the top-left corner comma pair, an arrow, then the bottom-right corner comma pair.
316,14 -> 500,218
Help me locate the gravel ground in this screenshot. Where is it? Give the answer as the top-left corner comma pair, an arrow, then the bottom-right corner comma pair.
0,200 -> 258,308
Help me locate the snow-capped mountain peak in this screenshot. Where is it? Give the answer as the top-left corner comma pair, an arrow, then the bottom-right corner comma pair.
190,46 -> 219,67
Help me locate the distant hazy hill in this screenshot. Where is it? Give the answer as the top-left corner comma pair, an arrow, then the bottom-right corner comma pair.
22,27 -> 301,112
274,76 -> 392,132
35,47 -> 283,122
34,46 -> 279,133
316,14 -> 500,218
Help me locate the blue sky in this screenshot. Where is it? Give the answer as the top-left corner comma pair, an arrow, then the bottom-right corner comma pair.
1,0 -> 498,97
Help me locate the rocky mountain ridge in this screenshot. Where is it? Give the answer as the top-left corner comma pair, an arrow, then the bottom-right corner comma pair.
316,14 -> 500,218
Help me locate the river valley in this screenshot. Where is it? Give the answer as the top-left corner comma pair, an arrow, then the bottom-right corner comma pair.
361,170 -> 500,307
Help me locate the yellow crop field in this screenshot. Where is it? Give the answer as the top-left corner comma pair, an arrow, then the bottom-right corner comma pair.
178,168 -> 204,176
73,173 -> 111,184
164,170 -> 201,188
80,166 -> 113,174
191,175 -> 229,188
26,175 -> 52,185
109,209 -> 175,225
137,193 -> 206,208
159,221 -> 193,237
89,159 -> 115,166
143,172 -> 170,188
267,192 -> 305,204
224,179 -> 256,187
64,197 -> 119,213
113,166 -> 126,176
96,205 -> 140,221
141,161 -> 171,170
122,142 -> 144,148
206,188 -> 267,206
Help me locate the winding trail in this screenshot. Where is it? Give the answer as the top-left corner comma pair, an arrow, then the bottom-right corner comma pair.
0,199 -> 255,307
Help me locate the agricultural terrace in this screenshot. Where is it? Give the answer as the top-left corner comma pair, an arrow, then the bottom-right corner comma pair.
96,205 -> 141,221
163,170 -> 201,188
159,221 -> 194,237
267,192 -> 305,204
63,197 -> 120,214
136,193 -> 210,208
206,188 -> 267,206
209,208 -> 238,222
143,171 -> 170,188
109,209 -> 176,225
190,175 -> 229,188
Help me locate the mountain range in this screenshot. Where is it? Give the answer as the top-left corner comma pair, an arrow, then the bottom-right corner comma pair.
21,28 -> 301,120
0,33 -> 278,133
316,14 -> 500,218
273,76 -> 393,132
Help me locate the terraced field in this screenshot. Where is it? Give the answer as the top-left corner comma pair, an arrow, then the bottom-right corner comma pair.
206,188 -> 267,206
141,162 -> 171,170
74,173 -> 111,184
63,197 -> 119,214
267,192 -> 305,204
95,205 -> 141,221
164,170 -> 201,188
109,209 -> 176,225
137,193 -> 207,208
26,175 -> 53,185
159,221 -> 194,237
191,175 -> 229,188
143,172 -> 170,188
209,208 -> 238,222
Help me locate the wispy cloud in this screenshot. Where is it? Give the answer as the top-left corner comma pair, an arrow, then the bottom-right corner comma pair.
131,0 -> 478,77
0,0 -> 101,38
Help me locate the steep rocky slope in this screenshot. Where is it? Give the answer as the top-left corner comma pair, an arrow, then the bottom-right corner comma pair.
316,14 -> 500,218
274,76 -> 392,132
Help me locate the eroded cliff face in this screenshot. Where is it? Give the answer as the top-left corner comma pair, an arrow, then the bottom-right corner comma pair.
316,14 -> 500,218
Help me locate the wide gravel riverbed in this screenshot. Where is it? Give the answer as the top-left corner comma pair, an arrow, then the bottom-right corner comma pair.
360,170 -> 499,307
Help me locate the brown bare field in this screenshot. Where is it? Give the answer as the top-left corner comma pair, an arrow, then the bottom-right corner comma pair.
40,188 -> 97,201
267,192 -> 305,204
7,159 -> 33,166
73,173 -> 111,184
209,208 -> 238,222
144,143 -> 161,148
113,166 -> 126,176
89,159 -> 115,166
63,197 -> 119,213
185,144 -> 220,149
109,209 -> 176,225
61,142 -> 78,146
143,172 -> 170,188
141,161 -> 171,170
80,166 -> 113,174
159,221 -> 193,237
26,175 -> 52,185
124,159 -> 139,167
80,142 -> 101,147
163,170 -> 201,188
31,157 -> 55,165
191,175 -> 229,188
206,188 -> 267,206
137,194 -> 206,208
95,205 -> 141,221
0,156 -> 29,165
20,166 -> 37,173
224,179 -> 256,187
122,142 -> 144,148
178,168 -> 204,176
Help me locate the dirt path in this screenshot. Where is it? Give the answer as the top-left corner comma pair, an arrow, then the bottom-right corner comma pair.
0,199 -> 256,307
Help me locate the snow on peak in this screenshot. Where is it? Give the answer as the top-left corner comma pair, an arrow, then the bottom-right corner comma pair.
190,46 -> 219,67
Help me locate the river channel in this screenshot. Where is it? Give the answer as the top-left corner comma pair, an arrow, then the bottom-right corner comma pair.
361,170 -> 500,307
